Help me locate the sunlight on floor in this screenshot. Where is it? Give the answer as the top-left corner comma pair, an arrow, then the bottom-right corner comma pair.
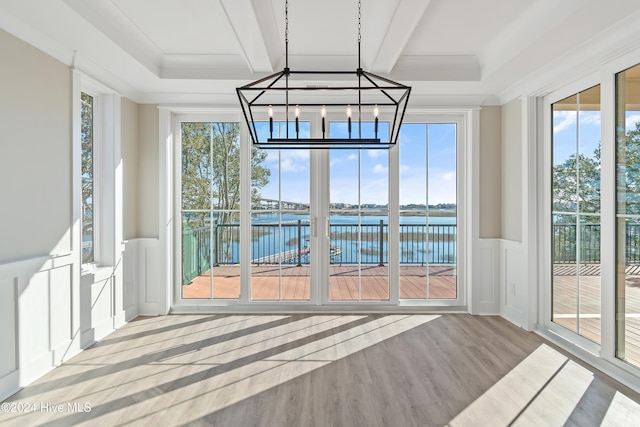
0,314 -> 440,426
449,343 -> 640,426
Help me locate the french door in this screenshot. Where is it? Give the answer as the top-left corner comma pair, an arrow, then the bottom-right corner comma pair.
176,113 -> 463,307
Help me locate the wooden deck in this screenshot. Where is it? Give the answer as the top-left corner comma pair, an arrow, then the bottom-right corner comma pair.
553,263 -> 640,367
182,264 -> 457,301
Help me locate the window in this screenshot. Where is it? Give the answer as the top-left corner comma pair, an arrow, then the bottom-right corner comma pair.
551,85 -> 601,344
329,121 -> 390,301
172,111 -> 469,308
181,121 -> 242,299
251,121 -> 310,301
81,92 -> 95,264
74,72 -> 120,272
615,63 -> 640,367
399,123 -> 458,299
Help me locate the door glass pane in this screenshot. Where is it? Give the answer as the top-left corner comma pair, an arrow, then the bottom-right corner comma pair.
181,122 -> 241,299
616,63 -> 640,366
251,121 -> 311,301
552,86 -> 601,343
329,122 -> 390,301
399,123 -> 457,299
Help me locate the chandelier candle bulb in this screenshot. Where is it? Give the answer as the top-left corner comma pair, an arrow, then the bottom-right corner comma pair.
321,106 -> 326,138
374,105 -> 379,137
347,106 -> 352,137
295,106 -> 300,137
269,106 -> 274,137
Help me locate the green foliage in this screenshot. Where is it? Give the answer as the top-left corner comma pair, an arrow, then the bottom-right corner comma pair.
617,121 -> 640,215
181,121 -> 270,229
552,149 -> 600,218
552,123 -> 640,220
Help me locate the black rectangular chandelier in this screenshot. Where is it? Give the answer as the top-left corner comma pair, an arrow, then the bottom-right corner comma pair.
236,0 -> 411,150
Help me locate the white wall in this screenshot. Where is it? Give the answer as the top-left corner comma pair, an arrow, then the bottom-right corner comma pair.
0,29 -> 140,401
501,99 -> 523,243
497,97 -> 538,330
479,106 -> 502,239
137,104 -> 159,239
470,107 -> 502,315
122,98 -> 139,240
0,29 -> 71,261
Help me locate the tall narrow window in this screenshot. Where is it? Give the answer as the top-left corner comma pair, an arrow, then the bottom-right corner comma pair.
551,85 -> 601,344
81,92 -> 94,264
399,123 -> 457,299
181,122 -> 243,299
329,121 -> 390,301
616,63 -> 640,367
251,121 -> 310,301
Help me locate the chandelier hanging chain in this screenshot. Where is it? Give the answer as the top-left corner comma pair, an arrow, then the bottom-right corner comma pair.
357,0 -> 362,136
358,0 -> 362,68
285,0 -> 289,68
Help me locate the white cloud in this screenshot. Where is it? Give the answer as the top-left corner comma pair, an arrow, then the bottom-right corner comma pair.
347,154 -> 358,161
581,111 -> 601,126
373,164 -> 388,174
367,149 -> 385,158
627,115 -> 640,131
280,157 -> 307,172
442,172 -> 455,182
553,111 -> 576,133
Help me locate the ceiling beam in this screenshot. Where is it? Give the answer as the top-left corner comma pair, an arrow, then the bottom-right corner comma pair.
219,0 -> 277,74
369,0 -> 432,75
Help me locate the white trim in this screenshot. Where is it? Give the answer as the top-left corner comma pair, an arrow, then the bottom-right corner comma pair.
523,95 -> 539,330
535,43 -> 640,392
166,107 -> 475,311
600,63 -> 617,364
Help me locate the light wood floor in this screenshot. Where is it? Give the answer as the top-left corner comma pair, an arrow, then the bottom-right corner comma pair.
2,314 -> 640,426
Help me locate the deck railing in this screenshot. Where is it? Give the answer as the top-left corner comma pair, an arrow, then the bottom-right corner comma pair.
553,223 -> 640,264
182,221 -> 457,283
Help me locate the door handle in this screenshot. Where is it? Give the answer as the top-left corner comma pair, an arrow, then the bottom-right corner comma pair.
325,217 -> 330,239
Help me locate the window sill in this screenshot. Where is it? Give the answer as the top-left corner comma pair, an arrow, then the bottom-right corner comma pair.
81,264 -> 114,282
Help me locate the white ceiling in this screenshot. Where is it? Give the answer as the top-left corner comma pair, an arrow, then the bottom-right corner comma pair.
2,0 -> 640,105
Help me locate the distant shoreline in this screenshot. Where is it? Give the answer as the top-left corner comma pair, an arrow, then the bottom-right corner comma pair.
333,210 -> 456,217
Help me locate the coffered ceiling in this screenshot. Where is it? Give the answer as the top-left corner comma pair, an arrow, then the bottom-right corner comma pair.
1,0 -> 640,105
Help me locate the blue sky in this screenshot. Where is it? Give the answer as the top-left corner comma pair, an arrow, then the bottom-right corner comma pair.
552,109 -> 640,168
254,120 -> 457,205
552,110 -> 601,167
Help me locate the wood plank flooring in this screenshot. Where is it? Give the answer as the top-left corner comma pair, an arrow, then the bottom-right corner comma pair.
2,314 -> 640,426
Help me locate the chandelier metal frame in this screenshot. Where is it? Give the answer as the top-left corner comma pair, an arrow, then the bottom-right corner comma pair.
236,0 -> 411,149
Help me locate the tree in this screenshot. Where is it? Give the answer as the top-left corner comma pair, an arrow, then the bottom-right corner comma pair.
552,149 -> 601,217
181,122 -> 270,262
617,121 -> 640,215
552,122 -> 640,262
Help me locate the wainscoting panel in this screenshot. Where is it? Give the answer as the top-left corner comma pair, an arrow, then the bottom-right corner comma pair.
501,240 -> 527,328
136,238 -> 165,315
0,254 -> 76,395
122,240 -> 139,321
472,239 -> 501,314
48,264 -> 73,365
0,270 -> 19,401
